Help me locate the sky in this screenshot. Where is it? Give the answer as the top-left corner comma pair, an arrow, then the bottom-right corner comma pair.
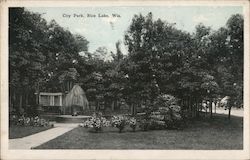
27,6 -> 242,55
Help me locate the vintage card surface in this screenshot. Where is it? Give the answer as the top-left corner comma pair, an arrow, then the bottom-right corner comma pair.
1,0 -> 249,159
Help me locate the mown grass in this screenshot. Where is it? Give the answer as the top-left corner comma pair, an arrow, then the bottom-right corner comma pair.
9,126 -> 53,139
34,113 -> 243,149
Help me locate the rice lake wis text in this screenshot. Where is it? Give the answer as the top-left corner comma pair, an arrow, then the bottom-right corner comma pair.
62,13 -> 121,18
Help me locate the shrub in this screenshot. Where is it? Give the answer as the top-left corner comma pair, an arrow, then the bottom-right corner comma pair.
80,112 -> 110,132
163,104 -> 183,129
9,115 -> 53,127
111,115 -> 127,133
152,94 -> 183,129
128,117 -> 137,132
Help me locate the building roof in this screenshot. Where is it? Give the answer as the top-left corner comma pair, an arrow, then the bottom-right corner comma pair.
39,92 -> 63,96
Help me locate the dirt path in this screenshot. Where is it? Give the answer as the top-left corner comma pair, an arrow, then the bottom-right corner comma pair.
214,108 -> 244,117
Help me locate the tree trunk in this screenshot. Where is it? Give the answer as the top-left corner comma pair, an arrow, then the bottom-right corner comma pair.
69,81 -> 71,91
131,104 -> 133,115
209,99 -> 213,118
228,106 -> 231,120
188,97 -> 191,117
199,100 -> 202,115
97,101 -> 100,110
205,102 -> 207,116
218,100 -> 221,108
214,101 -> 217,113
111,101 -> 115,111
133,104 -> 136,116
131,103 -> 137,116
192,99 -> 195,118
191,99 -> 194,118
36,81 -> 40,105
19,94 -> 23,115
25,92 -> 29,111
195,99 -> 199,117
116,100 -> 120,110
36,92 -> 39,105
13,92 -> 16,111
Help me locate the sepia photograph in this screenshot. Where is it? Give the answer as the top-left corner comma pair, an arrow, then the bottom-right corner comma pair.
1,0 -> 249,159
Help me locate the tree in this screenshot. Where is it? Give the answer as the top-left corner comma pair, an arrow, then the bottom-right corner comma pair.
9,8 -> 90,114
225,14 -> 243,108
124,13 -> 158,110
74,34 -> 89,52
207,14 -> 244,119
112,40 -> 123,61
124,13 -> 192,114
9,8 -> 243,120
41,19 -> 89,93
181,23 -> 216,117
92,46 -> 112,61
9,8 -> 49,113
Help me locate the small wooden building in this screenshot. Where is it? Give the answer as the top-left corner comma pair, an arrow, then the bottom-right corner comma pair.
38,85 -> 89,115
39,92 -> 64,107
39,92 -> 64,114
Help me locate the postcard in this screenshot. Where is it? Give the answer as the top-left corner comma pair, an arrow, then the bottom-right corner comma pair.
1,0 -> 249,159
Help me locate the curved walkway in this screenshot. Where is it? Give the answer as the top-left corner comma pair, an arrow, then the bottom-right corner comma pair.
9,123 -> 79,149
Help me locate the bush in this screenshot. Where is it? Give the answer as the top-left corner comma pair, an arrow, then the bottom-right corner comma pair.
128,117 -> 137,132
81,115 -> 139,133
80,112 -> 110,132
111,115 -> 127,133
150,94 -> 183,129
9,114 -> 53,127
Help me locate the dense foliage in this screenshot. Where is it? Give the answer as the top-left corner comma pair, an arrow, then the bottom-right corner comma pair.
123,12 -> 243,118
9,8 -> 243,120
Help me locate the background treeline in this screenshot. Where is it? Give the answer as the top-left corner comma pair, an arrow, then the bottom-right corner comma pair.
9,8 -> 243,116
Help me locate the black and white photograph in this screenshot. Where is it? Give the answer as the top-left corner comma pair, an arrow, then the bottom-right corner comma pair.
0,0 -> 249,159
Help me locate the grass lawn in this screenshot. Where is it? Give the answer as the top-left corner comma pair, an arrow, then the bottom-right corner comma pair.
9,125 -> 53,139
34,113 -> 243,149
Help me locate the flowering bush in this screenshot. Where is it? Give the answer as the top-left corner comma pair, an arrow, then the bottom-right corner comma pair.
128,117 -> 137,132
80,112 -> 110,132
80,114 -> 139,133
10,115 -> 53,127
111,115 -> 127,133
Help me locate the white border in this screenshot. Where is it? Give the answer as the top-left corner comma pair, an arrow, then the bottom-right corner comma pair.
1,1 -> 249,159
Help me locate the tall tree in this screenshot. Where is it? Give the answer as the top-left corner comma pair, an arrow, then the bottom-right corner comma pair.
9,8 -> 90,114
9,8 -> 48,113
124,13 -> 192,113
